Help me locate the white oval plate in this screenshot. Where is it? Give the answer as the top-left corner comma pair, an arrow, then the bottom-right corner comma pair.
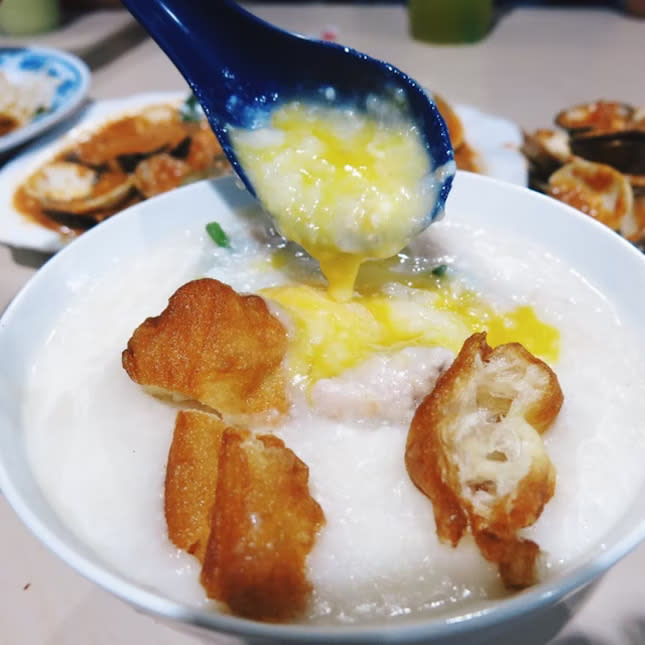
0,46 -> 90,156
0,92 -> 526,253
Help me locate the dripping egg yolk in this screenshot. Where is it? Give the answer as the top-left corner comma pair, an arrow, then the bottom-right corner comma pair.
230,99 -> 452,301
262,258 -> 559,386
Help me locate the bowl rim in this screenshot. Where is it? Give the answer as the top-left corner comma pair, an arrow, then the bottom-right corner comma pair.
2,171 -> 645,642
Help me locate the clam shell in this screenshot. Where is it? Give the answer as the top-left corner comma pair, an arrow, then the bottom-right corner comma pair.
569,129 -> 645,175
522,129 -> 571,181
555,100 -> 634,134
548,158 -> 634,236
25,161 -> 134,215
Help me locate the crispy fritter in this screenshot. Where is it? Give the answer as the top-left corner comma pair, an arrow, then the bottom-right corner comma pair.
164,409 -> 324,621
122,278 -> 288,419
165,410 -> 227,562
201,432 -> 325,622
405,332 -> 563,589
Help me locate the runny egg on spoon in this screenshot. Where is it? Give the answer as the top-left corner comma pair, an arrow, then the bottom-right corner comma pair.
229,93 -> 456,302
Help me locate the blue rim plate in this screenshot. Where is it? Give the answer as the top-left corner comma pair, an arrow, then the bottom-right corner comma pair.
0,46 -> 90,155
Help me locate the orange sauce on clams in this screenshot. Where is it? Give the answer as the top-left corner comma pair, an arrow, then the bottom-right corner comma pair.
13,104 -> 231,239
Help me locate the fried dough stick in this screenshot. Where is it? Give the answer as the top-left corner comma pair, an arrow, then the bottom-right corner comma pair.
201,431 -> 325,622
122,278 -> 288,419
164,410 -> 324,621
165,410 -> 226,562
405,332 -> 563,588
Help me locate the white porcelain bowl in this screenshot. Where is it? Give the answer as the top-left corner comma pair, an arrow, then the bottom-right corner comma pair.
2,173 -> 645,644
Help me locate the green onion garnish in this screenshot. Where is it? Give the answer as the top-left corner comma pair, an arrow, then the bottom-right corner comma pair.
180,94 -> 201,122
206,221 -> 231,248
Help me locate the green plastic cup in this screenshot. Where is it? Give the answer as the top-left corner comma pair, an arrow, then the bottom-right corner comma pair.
408,0 -> 493,44
0,0 -> 60,36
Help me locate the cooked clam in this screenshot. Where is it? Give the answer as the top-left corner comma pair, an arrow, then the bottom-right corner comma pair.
133,153 -> 192,198
555,100 -> 634,134
522,129 -> 571,186
522,100 -> 645,249
548,158 -> 634,236
570,129 -> 645,176
24,161 -> 134,216
72,105 -> 188,169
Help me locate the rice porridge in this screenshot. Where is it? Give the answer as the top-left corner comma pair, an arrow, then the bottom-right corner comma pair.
23,197 -> 645,625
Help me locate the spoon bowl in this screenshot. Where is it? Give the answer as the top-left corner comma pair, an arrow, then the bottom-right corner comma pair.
120,0 -> 455,224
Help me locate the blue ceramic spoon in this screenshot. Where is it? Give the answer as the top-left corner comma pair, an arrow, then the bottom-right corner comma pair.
121,0 -> 455,224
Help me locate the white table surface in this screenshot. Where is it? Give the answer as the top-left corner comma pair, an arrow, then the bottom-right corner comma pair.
1,5 -> 645,644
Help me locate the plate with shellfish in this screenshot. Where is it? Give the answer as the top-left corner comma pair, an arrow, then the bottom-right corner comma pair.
0,91 -> 526,253
0,92 -> 232,252
522,100 -> 645,249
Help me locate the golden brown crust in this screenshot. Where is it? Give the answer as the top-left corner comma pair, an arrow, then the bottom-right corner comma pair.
122,278 -> 288,419
479,339 -> 564,435
164,410 -> 227,562
475,531 -> 540,590
201,432 -> 325,622
164,408 -> 324,621
405,332 -> 562,589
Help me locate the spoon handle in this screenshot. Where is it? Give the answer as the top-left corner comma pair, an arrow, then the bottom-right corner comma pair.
120,0 -> 278,126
